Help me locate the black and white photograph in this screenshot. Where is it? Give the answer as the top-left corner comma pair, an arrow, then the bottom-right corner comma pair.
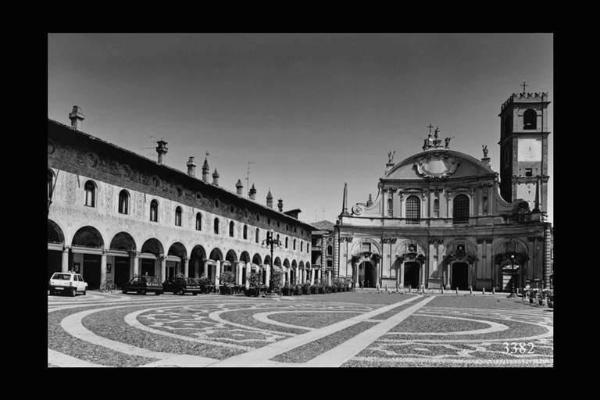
47,33 -> 553,368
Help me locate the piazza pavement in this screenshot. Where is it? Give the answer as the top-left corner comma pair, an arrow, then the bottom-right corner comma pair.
48,290 -> 553,367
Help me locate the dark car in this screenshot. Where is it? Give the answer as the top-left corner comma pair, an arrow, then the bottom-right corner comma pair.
122,276 -> 163,295
163,276 -> 202,295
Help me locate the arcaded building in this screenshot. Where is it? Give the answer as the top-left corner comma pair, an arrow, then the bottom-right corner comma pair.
334,92 -> 552,291
47,107 -> 315,290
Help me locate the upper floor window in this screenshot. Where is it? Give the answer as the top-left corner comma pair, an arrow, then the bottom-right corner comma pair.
433,198 -> 440,218
229,221 -> 235,237
285,237 -> 288,248
255,228 -> 260,243
214,218 -> 220,234
150,200 -> 158,222
453,194 -> 470,224
523,109 -> 537,130
327,245 -> 333,256
175,206 -> 182,226
48,170 -> 54,202
482,196 -> 488,215
301,241 -> 303,252
196,213 -> 202,231
118,190 -> 129,214
84,180 -> 96,207
387,198 -> 393,216
243,225 -> 248,240
293,239 -> 296,250
276,234 -> 280,245
405,195 -> 420,224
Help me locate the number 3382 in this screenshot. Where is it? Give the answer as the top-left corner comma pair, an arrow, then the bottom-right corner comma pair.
503,342 -> 535,354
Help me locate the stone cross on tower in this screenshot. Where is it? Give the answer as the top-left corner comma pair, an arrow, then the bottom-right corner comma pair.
521,81 -> 528,93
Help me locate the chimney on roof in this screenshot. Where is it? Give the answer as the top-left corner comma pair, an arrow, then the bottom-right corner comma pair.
249,184 -> 257,200
212,169 -> 220,186
202,157 -> 210,183
186,157 -> 196,177
277,199 -> 283,212
156,140 -> 168,165
266,190 -> 273,208
236,179 -> 244,195
68,105 -> 85,130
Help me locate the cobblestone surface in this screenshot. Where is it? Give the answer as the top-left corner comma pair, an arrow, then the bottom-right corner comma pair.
48,291 -> 553,367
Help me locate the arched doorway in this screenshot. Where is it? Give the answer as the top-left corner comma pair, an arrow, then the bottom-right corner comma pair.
359,261 -> 376,288
252,254 -> 263,284
109,232 -> 136,289
208,248 -> 224,283
451,262 -> 469,290
403,262 -> 420,289
167,242 -> 187,279
140,238 -> 164,280
71,226 -> 104,290
190,245 -> 207,278
47,220 -> 65,281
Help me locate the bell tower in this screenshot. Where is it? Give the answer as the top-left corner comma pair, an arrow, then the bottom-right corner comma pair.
498,85 -> 550,213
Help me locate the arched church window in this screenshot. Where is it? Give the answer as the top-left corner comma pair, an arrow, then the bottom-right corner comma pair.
243,224 -> 248,240
118,190 -> 129,214
214,218 -> 220,234
405,195 -> 420,224
387,198 -> 393,216
453,194 -> 470,224
433,198 -> 440,218
523,109 -> 537,130
229,221 -> 235,237
255,228 -> 260,243
327,245 -> 333,256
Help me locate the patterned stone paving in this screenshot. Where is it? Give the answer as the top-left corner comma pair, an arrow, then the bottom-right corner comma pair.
47,291 -> 553,367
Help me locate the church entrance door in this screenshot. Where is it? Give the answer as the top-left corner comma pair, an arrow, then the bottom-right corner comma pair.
451,262 -> 469,290
404,262 -> 420,289
358,261 -> 376,288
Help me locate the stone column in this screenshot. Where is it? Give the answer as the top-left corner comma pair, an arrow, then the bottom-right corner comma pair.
202,260 -> 208,279
100,251 -> 107,289
428,241 -> 435,283
399,262 -> 404,288
398,193 -> 404,219
183,258 -> 189,277
130,251 -> 140,277
160,255 -> 167,282
488,185 -> 495,215
265,264 -> 271,288
477,187 -> 483,216
310,268 -> 315,285
245,263 -> 251,289
215,261 -> 221,286
61,247 -> 70,273
544,224 -> 552,289
421,192 -> 429,219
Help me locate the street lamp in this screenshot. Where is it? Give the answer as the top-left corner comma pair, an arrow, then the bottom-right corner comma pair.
262,229 -> 282,289
507,253 -> 517,298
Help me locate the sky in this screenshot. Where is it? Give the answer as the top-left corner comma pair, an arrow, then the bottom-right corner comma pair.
48,33 -> 553,223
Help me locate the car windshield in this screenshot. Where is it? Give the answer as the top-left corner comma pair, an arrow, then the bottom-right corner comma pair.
52,273 -> 72,280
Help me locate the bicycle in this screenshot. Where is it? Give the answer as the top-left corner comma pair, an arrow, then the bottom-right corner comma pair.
102,280 -> 115,293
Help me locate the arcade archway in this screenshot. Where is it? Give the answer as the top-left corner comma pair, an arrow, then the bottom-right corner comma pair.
71,226 -> 104,290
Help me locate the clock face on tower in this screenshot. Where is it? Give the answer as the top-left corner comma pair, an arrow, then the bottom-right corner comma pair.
518,139 -> 542,162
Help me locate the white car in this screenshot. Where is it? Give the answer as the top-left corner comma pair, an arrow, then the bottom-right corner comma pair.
49,272 -> 88,296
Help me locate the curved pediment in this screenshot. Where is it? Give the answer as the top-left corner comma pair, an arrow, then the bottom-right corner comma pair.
385,149 -> 495,181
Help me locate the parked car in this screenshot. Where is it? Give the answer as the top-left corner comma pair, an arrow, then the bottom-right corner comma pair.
122,276 -> 163,295
49,272 -> 87,297
163,276 -> 202,295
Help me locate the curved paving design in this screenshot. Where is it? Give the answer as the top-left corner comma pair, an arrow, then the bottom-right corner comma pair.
48,292 -> 553,367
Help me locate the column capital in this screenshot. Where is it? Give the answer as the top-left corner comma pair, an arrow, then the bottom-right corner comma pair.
62,245 -> 71,252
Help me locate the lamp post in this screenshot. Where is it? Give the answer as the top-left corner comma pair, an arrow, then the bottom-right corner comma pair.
262,229 -> 281,289
507,254 -> 517,298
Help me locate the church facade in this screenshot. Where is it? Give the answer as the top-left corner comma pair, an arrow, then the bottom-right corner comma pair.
334,92 -> 552,292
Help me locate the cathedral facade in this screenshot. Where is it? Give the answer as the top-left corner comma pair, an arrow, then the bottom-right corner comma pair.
334,92 -> 552,292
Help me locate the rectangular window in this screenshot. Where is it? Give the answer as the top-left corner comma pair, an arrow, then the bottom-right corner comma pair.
525,168 -> 533,177
361,243 -> 371,253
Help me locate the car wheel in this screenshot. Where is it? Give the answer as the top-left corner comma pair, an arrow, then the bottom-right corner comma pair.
155,291 -> 160,295
141,290 -> 147,295
71,288 -> 77,297
122,290 -> 127,294
83,290 -> 86,296
193,292 -> 198,296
